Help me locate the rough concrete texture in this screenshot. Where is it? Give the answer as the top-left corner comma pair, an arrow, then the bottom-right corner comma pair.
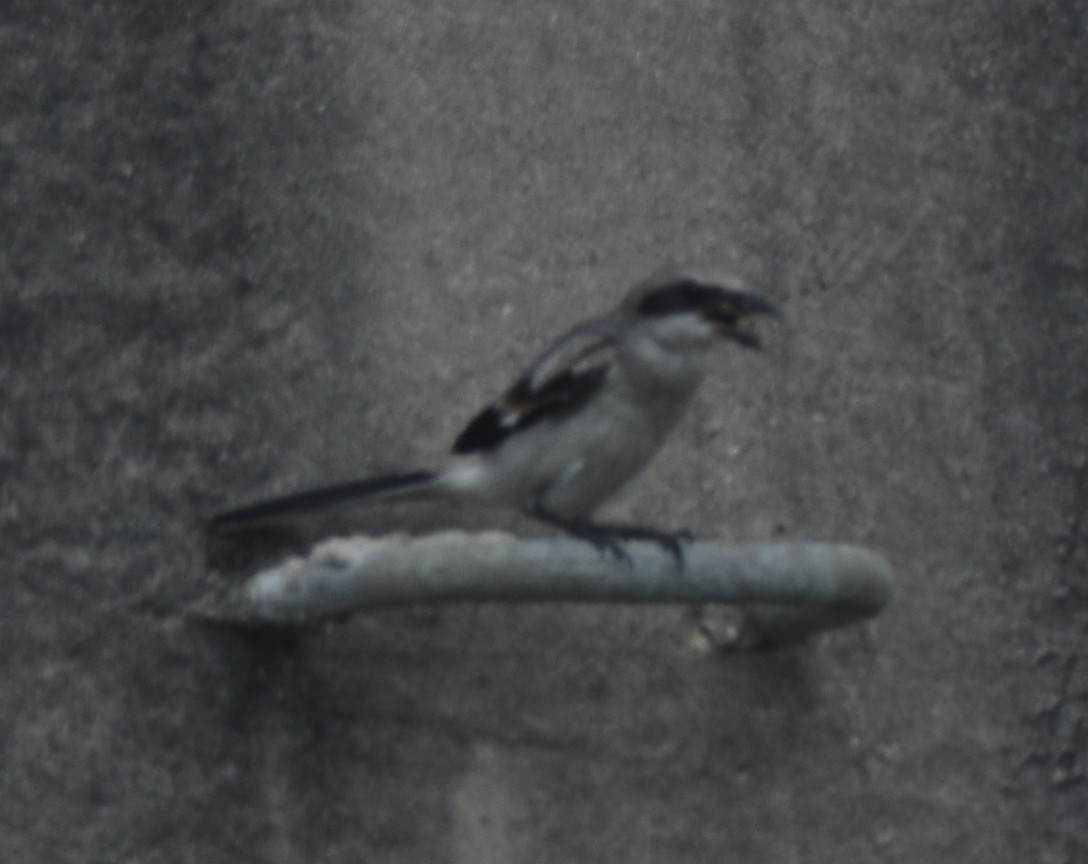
2,1 -> 1085,862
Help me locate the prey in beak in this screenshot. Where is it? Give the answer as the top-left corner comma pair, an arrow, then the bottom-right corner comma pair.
704,291 -> 779,348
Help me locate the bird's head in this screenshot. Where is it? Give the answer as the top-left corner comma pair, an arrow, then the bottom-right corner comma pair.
626,270 -> 779,349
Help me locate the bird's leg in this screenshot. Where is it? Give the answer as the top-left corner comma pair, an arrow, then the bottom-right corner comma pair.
528,506 -> 633,565
587,521 -> 691,568
528,507 -> 689,568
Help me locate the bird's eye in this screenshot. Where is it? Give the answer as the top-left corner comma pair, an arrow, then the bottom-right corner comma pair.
637,281 -> 720,316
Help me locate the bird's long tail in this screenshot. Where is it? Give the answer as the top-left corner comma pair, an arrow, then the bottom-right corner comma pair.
207,470 -> 439,535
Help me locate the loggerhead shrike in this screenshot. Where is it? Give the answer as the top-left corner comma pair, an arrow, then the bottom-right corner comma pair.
208,269 -> 777,562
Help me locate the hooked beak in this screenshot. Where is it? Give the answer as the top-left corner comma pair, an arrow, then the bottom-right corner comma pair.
707,292 -> 779,348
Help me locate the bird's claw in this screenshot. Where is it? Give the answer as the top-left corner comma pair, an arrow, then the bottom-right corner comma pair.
591,535 -> 635,568
529,507 -> 690,569
582,524 -> 690,569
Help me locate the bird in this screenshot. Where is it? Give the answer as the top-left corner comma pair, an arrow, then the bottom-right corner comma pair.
208,268 -> 777,563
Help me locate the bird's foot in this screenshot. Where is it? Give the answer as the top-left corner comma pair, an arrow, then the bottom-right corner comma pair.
591,523 -> 691,569
529,508 -> 690,568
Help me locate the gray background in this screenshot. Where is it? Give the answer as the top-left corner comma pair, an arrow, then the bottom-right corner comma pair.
3,1 -> 1086,862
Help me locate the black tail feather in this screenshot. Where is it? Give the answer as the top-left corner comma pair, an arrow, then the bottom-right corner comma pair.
208,470 -> 436,535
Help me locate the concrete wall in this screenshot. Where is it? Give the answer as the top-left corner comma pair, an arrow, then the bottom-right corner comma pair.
3,1 -> 1085,861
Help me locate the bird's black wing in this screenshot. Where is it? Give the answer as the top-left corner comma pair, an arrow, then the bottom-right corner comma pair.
452,321 -> 616,454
